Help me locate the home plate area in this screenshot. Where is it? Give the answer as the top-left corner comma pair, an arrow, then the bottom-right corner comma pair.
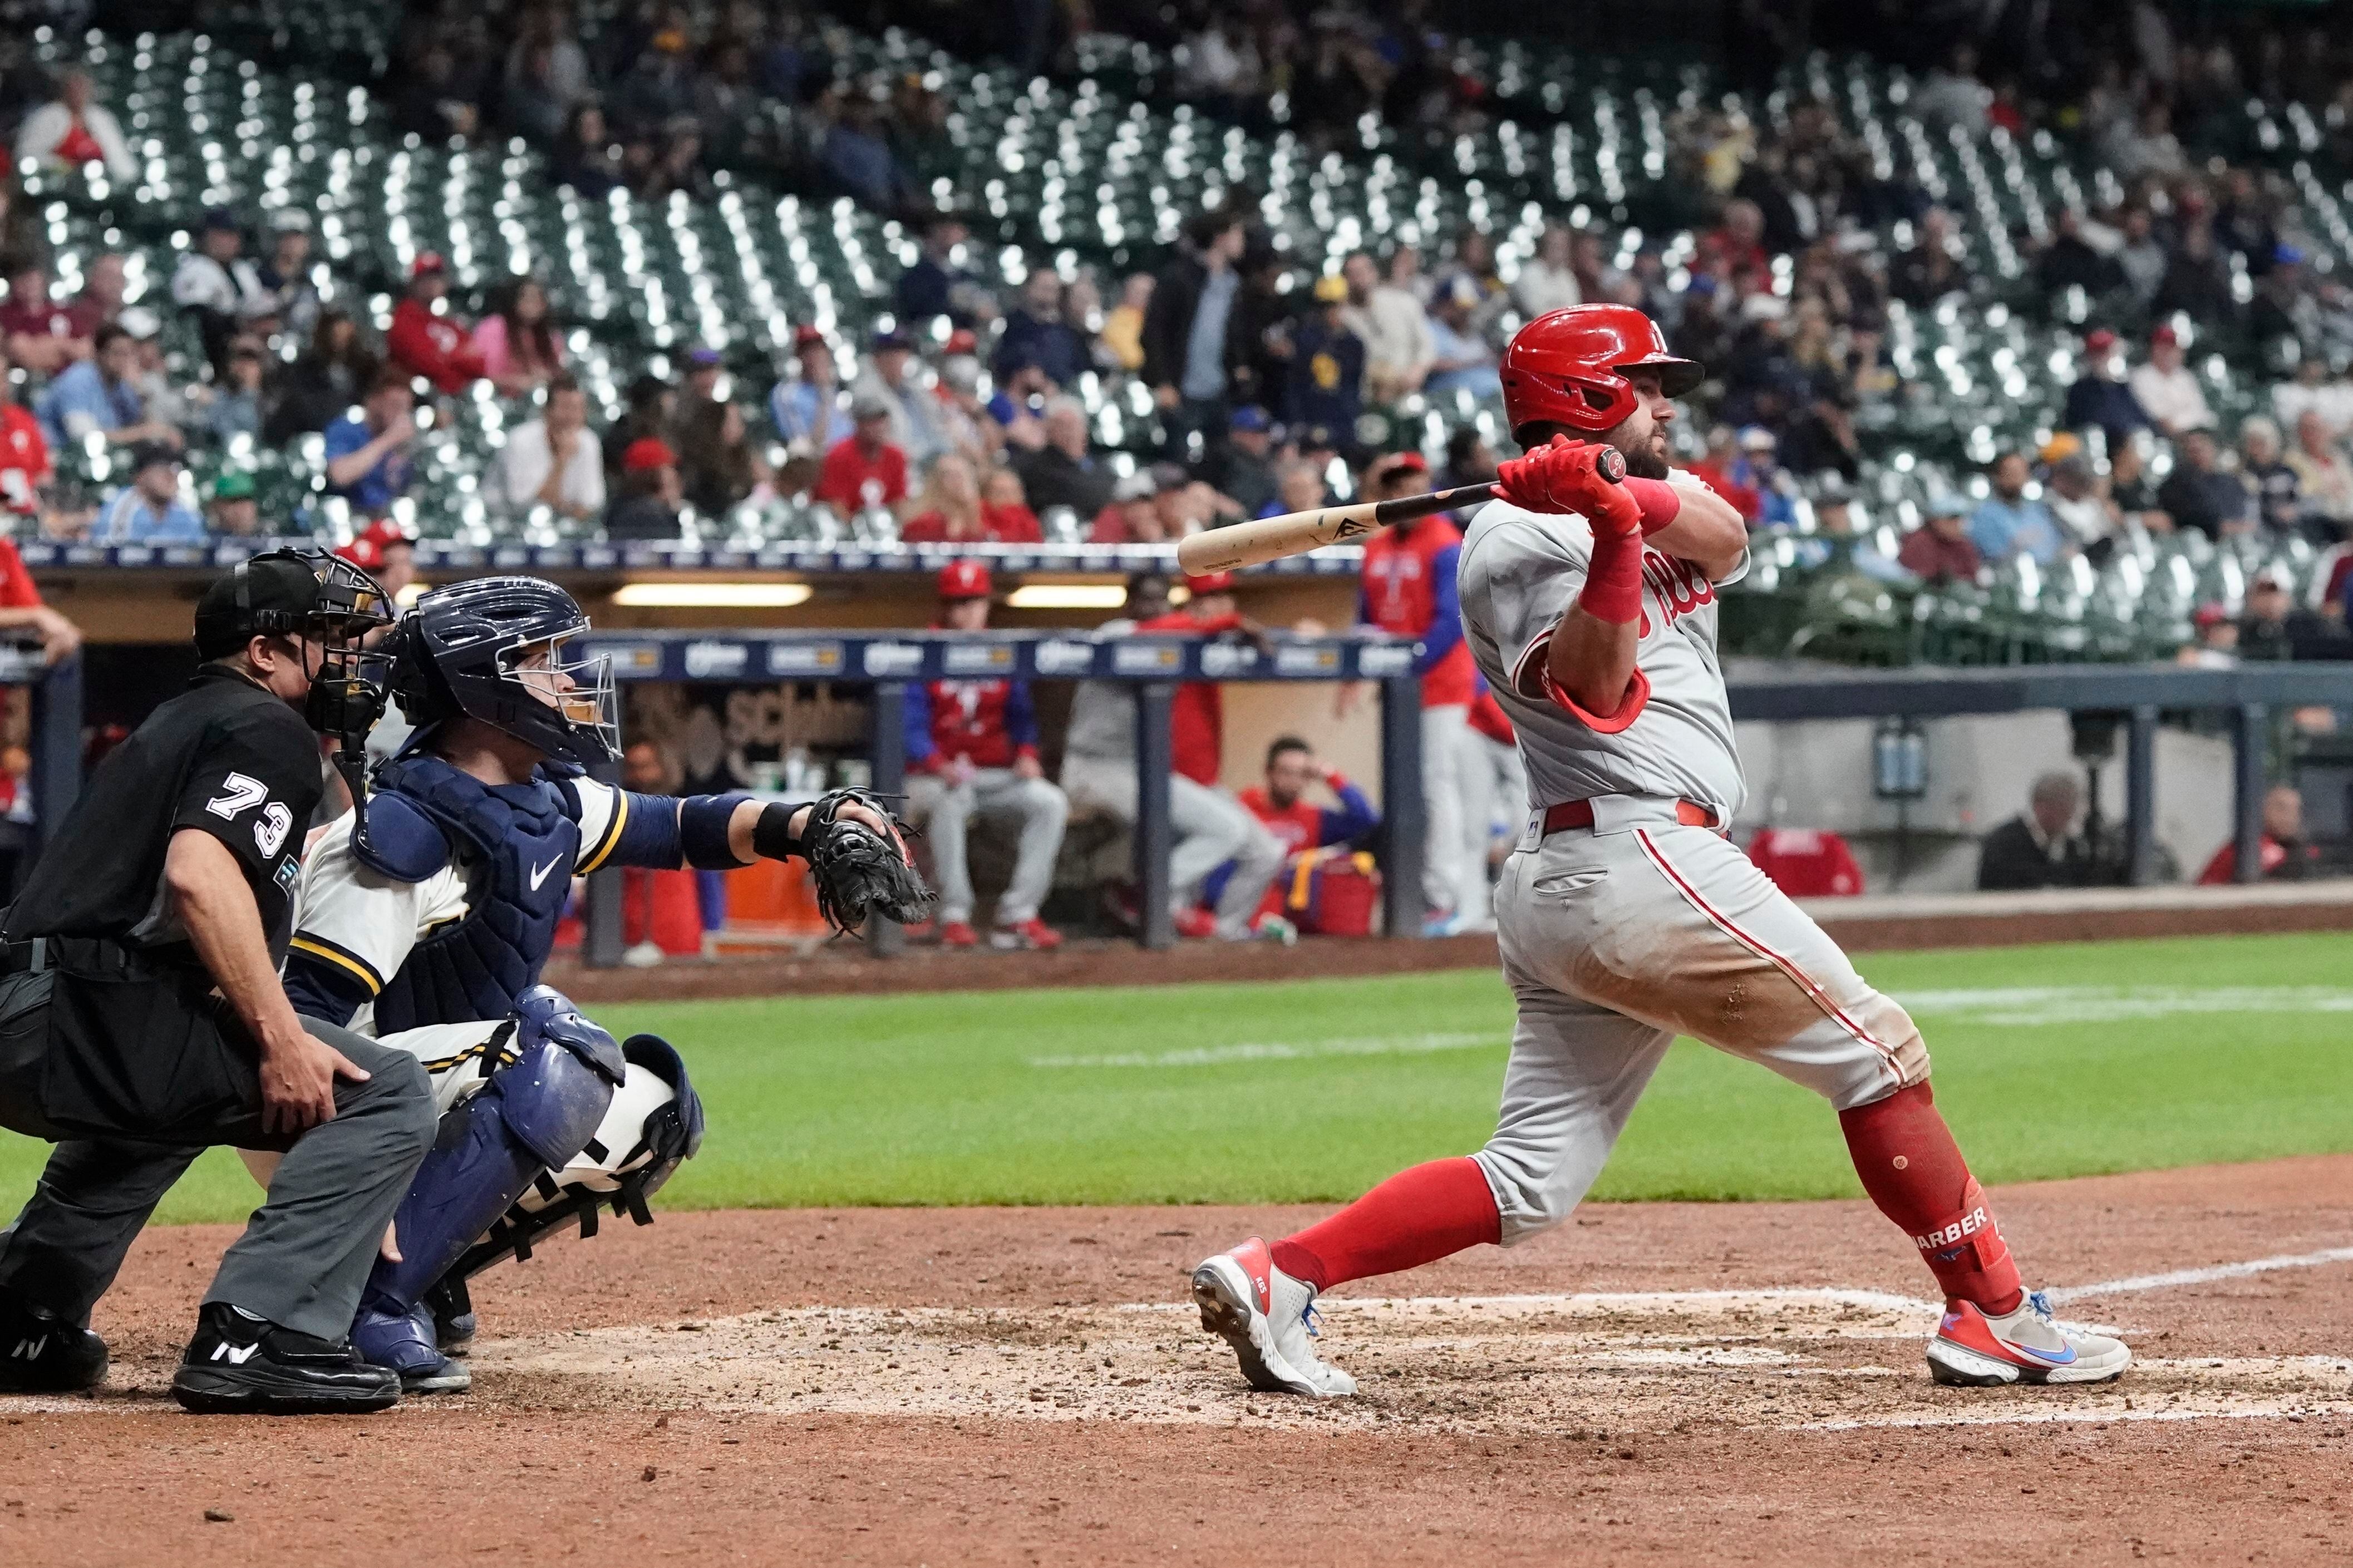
475,1279 -> 2353,1436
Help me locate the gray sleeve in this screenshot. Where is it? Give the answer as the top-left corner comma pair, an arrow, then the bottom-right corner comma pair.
1463,519 -> 1590,699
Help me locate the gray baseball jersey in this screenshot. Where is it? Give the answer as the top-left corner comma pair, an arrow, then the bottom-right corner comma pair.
1456,471 -> 1750,822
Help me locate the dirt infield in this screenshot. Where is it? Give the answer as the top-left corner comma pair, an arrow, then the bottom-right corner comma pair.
4,1156 -> 2350,1566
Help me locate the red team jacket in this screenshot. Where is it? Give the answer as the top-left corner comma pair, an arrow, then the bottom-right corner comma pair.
904,675 -> 1041,773
1360,514 -> 1475,708
1745,828 -> 1865,898
1239,775 -> 1380,854
387,299 -> 487,395
1133,608 -> 1244,784
0,406 -> 50,515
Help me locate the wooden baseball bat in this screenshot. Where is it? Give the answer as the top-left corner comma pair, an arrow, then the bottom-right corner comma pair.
1175,447 -> 1625,574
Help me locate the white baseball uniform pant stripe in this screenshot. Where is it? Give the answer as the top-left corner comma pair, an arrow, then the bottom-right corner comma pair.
1420,703 -> 1494,920
1472,820 -> 1927,1245
906,769 -> 1071,926
1060,758 -> 1284,937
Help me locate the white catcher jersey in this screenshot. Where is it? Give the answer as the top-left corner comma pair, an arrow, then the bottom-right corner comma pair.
286,776 -> 629,1036
1457,470 -> 1749,824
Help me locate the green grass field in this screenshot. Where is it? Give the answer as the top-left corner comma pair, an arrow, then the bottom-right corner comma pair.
5,931 -> 2349,1225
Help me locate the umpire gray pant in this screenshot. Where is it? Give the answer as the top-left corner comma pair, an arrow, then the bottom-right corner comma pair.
0,972 -> 437,1343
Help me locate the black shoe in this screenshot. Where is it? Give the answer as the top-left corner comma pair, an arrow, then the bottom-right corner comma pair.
426,1276 -> 476,1356
0,1290 -> 107,1394
170,1303 -> 401,1415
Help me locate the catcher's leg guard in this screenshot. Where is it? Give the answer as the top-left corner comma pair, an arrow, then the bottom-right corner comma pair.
353,990 -> 623,1392
453,1034 -> 705,1281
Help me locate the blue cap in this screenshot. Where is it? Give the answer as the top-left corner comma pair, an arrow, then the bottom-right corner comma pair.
872,328 -> 915,352
1229,405 -> 1271,433
687,346 -> 722,368
201,206 -> 239,233
2275,243 -> 2306,268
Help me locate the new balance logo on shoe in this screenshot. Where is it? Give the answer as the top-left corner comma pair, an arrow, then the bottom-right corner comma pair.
1913,1207 -> 1991,1251
9,1335 -> 45,1360
209,1342 -> 260,1365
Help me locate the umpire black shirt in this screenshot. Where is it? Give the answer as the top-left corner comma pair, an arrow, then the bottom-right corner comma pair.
6,666 -> 322,965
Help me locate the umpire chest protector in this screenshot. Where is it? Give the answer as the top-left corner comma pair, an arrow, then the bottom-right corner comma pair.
357,752 -> 580,1032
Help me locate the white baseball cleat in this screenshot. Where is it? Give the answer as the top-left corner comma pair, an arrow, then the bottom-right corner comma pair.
1191,1238 -> 1356,1398
1926,1290 -> 2132,1386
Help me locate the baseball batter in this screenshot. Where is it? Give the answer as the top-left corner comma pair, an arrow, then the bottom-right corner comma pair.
1193,304 -> 2130,1396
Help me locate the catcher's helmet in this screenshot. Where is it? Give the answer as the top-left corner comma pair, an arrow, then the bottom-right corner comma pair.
1497,304 -> 1704,446
389,575 -> 619,765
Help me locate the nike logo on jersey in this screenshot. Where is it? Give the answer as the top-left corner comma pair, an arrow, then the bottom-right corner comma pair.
209,1342 -> 260,1365
529,856 -> 565,890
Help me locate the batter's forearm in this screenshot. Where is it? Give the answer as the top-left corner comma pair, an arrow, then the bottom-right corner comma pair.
1646,478 -> 1749,580
1544,607 -> 1640,719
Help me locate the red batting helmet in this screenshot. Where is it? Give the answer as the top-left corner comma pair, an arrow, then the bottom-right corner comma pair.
937,559 -> 993,600
1498,304 -> 1704,445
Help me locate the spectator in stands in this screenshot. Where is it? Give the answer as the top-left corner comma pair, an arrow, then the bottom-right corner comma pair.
1889,206 -> 1965,308
815,394 -> 910,519
2286,408 -> 2353,531
1089,467 -> 1162,542
496,373 -> 605,520
1513,225 -> 1581,319
769,326 -> 853,455
36,322 -> 178,451
902,452 -> 1015,544
1011,395 -> 1114,519
1422,277 -> 1502,402
63,250 -> 126,341
1,257 -> 88,374
473,275 -> 566,399
1099,272 -> 1151,374
1142,208 -> 1249,457
1252,456 -> 1323,521
391,39 -> 484,142
895,213 -> 996,332
2178,603 -> 2238,668
2272,355 -> 2353,441
821,95 -> 918,214
1969,451 -> 2066,565
205,471 -> 261,538
2129,325 -> 2212,437
637,115 -> 711,204
2238,568 -> 2350,662
1780,383 -> 1863,482
2239,417 -> 2301,534
1286,274 -> 1365,440
200,339 -> 267,447
2247,246 -> 2318,357
0,345 -> 50,520
902,561 -> 1067,951
2062,329 -> 2153,455
982,467 -> 1044,539
995,268 -> 1087,393
1699,200 -> 1771,289
1977,771 -> 2092,891
323,368 -> 419,516
2156,426 -> 2252,540
1198,405 -> 1279,519
252,213 -> 320,343
1439,427 -> 1499,495
1061,571 -> 1286,943
13,70 -> 136,182
387,253 -> 487,396
2111,206 -> 2168,309
91,443 -> 203,544
2106,441 -> 2165,530
503,26 -> 589,145
2197,785 -> 2321,884
1899,494 -> 1985,584
2153,221 -> 2235,327
604,437 -> 683,541
676,397 -> 770,516
119,307 -> 193,437
1687,423 -> 1760,521
2043,451 -> 2119,562
0,512 -> 75,662
1911,43 -> 1992,132
672,346 -> 725,432
263,308 -> 378,445
933,342 -> 1012,466
2035,209 -> 2125,302
1728,426 -> 1796,529
851,328 -> 947,466
170,209 -> 274,376
1343,248 -> 1433,402
552,102 -> 624,196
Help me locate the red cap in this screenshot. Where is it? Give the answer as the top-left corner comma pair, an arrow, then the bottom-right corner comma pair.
2150,324 -> 2179,347
1380,450 -> 1429,475
1184,570 -> 1237,596
944,327 -> 979,356
334,539 -> 382,570
410,252 -> 447,280
792,323 -> 826,350
937,559 -> 993,600
2192,602 -> 2229,629
333,518 -> 417,571
622,437 -> 677,474
2084,328 -> 2117,353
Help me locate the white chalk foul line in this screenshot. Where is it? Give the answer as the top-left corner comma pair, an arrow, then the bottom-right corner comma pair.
2045,1246 -> 2353,1304
1030,1032 -> 1500,1069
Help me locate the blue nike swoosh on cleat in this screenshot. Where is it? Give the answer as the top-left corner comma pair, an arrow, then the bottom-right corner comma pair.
2004,1340 -> 2077,1365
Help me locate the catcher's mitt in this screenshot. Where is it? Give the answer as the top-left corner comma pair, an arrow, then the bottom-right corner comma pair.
801,788 -> 932,933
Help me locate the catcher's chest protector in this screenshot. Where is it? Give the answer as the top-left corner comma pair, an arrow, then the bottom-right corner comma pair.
363,755 -> 581,1033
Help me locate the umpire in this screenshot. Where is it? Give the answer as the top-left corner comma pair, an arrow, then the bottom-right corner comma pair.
0,549 -> 436,1414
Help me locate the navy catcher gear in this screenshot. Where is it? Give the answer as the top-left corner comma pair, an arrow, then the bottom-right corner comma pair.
388,575 -> 619,765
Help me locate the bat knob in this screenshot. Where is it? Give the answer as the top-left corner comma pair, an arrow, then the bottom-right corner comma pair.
1594,446 -> 1627,484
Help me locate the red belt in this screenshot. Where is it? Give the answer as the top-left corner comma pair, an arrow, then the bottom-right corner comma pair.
1541,798 -> 1719,836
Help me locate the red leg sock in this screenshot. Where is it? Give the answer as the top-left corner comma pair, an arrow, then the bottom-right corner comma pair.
1268,1157 -> 1502,1293
1838,1082 -> 2024,1314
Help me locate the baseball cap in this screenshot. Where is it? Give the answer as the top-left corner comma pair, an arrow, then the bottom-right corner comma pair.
1298,424 -> 1338,452
871,328 -> 915,353
267,208 -> 313,235
200,206 -> 239,234
937,559 -> 993,600
2149,323 -> 2179,347
1229,405 -> 1271,433
2275,243 -> 2306,268
1375,450 -> 1429,476
944,327 -> 979,357
411,252 -> 447,280
686,346 -> 722,369
2251,566 -> 2287,589
792,323 -> 827,351
1184,571 -> 1237,596
850,391 -> 893,421
1926,494 -> 1970,519
117,305 -> 162,341
621,437 -> 677,473
2192,602 -> 2230,630
1114,469 -> 1159,502
210,470 -> 256,501
2083,328 -> 2118,354
128,440 -> 179,474
2039,431 -> 2084,465
1312,273 -> 1348,304
1150,462 -> 1190,494
1737,425 -> 1778,451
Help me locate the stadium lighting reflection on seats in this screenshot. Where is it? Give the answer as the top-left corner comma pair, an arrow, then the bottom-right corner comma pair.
612,583 -> 815,609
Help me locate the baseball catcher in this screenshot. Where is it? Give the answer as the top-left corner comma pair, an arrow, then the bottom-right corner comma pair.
1191,305 -> 2130,1398
273,574 -> 923,1393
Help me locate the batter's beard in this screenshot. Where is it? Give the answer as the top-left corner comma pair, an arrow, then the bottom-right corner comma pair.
1601,419 -> 1672,480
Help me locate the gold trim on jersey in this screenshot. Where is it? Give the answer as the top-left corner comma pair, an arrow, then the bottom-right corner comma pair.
288,932 -> 384,995
575,787 -> 630,874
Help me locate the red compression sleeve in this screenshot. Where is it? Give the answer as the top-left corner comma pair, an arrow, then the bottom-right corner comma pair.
1269,1157 -> 1500,1292
1577,524 -> 1645,624
1839,1082 -> 2024,1313
1623,476 -> 1683,536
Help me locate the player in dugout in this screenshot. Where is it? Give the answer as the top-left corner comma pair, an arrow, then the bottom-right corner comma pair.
1199,736 -> 1381,938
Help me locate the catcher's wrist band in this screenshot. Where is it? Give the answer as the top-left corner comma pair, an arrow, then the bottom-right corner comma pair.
750,801 -> 805,862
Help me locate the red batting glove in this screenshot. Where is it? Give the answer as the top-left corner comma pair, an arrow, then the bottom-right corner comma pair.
1493,436 -> 1642,536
